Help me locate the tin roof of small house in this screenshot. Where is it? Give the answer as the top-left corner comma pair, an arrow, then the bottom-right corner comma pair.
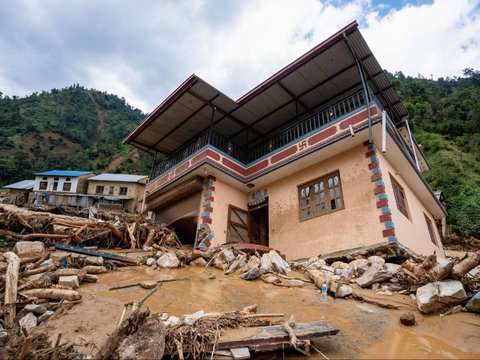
3,180 -> 35,190
34,170 -> 94,177
88,174 -> 148,183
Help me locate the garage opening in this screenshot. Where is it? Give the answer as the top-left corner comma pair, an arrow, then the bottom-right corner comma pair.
168,216 -> 198,245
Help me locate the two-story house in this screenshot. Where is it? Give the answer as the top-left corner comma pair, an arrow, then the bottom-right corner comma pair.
86,173 -> 148,212
123,21 -> 446,259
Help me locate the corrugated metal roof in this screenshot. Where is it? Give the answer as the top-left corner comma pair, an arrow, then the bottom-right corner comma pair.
124,20 -> 408,155
88,174 -> 148,183
3,180 -> 35,190
35,170 -> 94,177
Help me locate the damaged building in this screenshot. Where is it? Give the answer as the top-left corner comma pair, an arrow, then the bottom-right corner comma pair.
124,21 -> 446,259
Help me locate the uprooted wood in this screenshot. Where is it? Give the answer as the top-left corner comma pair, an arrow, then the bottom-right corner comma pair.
109,276 -> 190,291
6,332 -> 79,360
4,252 -> 20,328
283,315 -> 310,355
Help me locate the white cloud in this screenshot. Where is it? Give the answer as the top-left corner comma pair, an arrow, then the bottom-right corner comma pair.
0,0 -> 479,112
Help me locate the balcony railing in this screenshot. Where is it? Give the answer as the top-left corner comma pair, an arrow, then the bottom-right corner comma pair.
150,90 -> 367,180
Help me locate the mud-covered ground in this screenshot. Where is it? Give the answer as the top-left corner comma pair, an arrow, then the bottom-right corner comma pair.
35,263 -> 480,359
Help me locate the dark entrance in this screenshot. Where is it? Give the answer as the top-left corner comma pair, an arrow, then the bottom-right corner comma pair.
249,201 -> 269,247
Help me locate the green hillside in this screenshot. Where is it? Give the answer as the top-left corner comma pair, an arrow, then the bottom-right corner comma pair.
0,72 -> 479,238
387,69 -> 480,238
0,85 -> 152,185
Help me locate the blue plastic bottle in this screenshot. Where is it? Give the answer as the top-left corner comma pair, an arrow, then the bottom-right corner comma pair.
321,282 -> 328,302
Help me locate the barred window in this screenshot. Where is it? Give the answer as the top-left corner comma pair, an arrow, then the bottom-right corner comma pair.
390,174 -> 410,219
299,171 -> 344,221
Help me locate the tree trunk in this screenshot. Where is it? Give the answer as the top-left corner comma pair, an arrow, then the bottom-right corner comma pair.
21,288 -> 82,301
451,251 -> 480,279
4,252 -> 20,328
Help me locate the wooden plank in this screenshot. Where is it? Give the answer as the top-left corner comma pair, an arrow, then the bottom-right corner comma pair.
211,321 -> 338,352
54,243 -> 138,264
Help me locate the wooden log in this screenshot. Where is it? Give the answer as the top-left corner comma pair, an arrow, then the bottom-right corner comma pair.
19,263 -> 57,278
451,251 -> 480,279
26,252 -> 50,270
104,222 -> 126,244
97,308 -> 150,360
4,252 -> 20,328
0,228 -> 71,241
144,228 -> 156,248
425,260 -> 455,282
128,223 -> 137,250
21,288 -> 82,301
283,315 -> 310,355
82,265 -> 108,274
109,276 -> 190,291
50,269 -> 87,282
83,274 -> 98,283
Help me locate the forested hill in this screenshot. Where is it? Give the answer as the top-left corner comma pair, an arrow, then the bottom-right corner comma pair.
0,72 -> 479,238
0,85 -> 152,186
387,69 -> 480,238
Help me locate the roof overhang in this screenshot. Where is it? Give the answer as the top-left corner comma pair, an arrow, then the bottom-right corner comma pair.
124,20 -> 408,155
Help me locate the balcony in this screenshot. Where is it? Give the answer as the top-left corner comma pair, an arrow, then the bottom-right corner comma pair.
150,90 -> 369,181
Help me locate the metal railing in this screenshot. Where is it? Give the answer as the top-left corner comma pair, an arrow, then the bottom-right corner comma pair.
150,90 -> 367,180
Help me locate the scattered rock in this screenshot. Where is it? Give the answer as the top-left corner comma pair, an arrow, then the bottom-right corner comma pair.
260,251 -> 290,274
334,285 -> 353,298
0,332 -> 8,347
208,273 -> 216,279
400,312 -> 415,326
225,255 -> 247,275
219,249 -> 236,263
58,275 -> 79,289
368,256 -> 385,266
385,263 -> 401,275
19,312 -> 37,331
348,259 -> 369,278
156,253 -> 180,268
184,310 -> 205,326
464,291 -> 480,313
416,280 -> 467,314
164,316 -> 182,328
246,255 -> 261,270
24,304 -> 47,315
140,281 -> 157,289
356,264 -> 392,288
146,257 -> 156,266
37,310 -> 54,324
118,314 -> 165,360
241,267 -> 261,280
13,241 -> 45,258
190,257 -> 207,267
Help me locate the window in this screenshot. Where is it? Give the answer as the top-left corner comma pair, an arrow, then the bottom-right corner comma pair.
298,171 -> 344,221
52,182 -> 58,191
66,177 -> 71,181
109,186 -> 114,195
42,177 -> 47,180
95,185 -> 104,194
39,181 -> 48,190
227,205 -> 248,242
54,177 -> 59,181
390,174 -> 410,219
424,214 -> 438,246
62,182 -> 71,191
119,187 -> 128,195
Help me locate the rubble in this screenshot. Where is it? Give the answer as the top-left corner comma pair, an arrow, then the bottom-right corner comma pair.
335,285 -> 353,298
400,312 -> 416,326
464,291 -> 480,313
156,253 -> 180,268
58,275 -> 80,288
356,264 -> 392,288
13,241 -> 45,258
19,312 -> 38,331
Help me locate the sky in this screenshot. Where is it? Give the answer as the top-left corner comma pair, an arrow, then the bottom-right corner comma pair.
0,0 -> 479,113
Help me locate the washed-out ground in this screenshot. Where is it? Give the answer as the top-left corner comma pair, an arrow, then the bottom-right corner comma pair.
36,262 -> 480,359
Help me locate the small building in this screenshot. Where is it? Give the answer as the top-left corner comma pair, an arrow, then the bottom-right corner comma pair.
32,170 -> 95,207
2,180 -> 35,206
124,21 -> 446,259
86,173 -> 148,213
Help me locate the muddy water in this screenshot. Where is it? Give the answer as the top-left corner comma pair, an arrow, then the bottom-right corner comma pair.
80,266 -> 480,359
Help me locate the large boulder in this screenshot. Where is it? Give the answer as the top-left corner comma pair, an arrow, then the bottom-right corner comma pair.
118,314 -> 165,360
464,291 -> 480,313
368,256 -> 385,266
334,285 -> 353,298
348,259 -> 370,278
416,280 -> 467,314
156,253 -> 180,268
356,264 -> 392,288
260,251 -> 290,274
58,275 -> 79,289
13,241 -> 45,258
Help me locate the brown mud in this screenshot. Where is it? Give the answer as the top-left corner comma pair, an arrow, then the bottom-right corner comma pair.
36,266 -> 480,359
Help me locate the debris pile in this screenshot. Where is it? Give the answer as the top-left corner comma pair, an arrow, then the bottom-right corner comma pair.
290,244 -> 480,315
0,206 -> 179,250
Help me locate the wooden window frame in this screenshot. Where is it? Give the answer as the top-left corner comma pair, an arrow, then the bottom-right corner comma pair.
227,205 -> 249,243
62,182 -> 71,191
298,170 -> 345,222
390,174 -> 410,219
95,185 -> 104,194
119,186 -> 128,195
39,181 -> 48,190
424,213 -> 438,246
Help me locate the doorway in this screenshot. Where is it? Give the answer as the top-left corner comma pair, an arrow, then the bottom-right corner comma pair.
249,202 -> 269,247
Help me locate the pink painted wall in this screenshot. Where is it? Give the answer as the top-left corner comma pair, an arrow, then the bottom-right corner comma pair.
378,152 -> 445,257
266,145 -> 384,260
